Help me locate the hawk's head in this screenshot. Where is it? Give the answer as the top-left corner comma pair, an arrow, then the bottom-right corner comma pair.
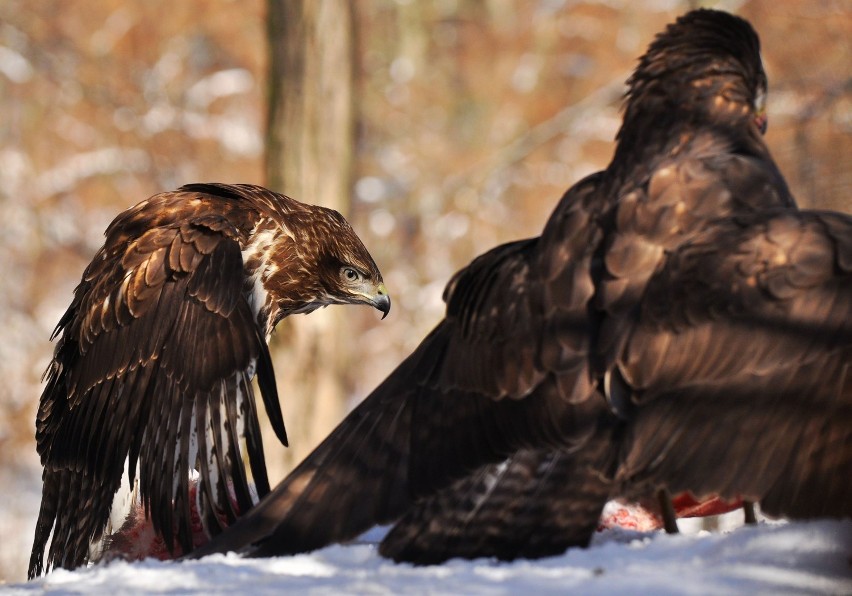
303,205 -> 390,317
619,9 -> 768,145
257,204 -> 390,325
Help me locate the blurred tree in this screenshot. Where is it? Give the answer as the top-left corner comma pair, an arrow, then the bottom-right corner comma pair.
264,0 -> 357,477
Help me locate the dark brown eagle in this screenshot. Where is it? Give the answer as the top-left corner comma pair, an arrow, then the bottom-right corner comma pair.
192,9 -> 852,563
28,183 -> 390,578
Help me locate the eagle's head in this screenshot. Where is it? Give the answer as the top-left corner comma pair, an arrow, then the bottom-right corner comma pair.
619,9 -> 768,146
248,202 -> 390,328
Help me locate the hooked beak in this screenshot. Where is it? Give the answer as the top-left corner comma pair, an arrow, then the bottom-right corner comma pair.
372,285 -> 391,320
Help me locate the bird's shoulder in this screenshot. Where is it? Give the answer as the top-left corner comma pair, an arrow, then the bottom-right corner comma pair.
73,191 -> 255,346
620,209 -> 852,399
639,209 -> 852,337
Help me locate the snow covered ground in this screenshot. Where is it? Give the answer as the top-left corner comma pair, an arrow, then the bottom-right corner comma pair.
7,519 -> 850,595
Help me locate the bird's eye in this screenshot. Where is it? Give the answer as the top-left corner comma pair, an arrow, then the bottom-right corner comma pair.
343,267 -> 360,281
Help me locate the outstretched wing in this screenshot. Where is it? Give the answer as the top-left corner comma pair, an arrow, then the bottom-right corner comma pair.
617,210 -> 852,517
192,9 -> 807,564
30,194 -> 286,577
191,174 -> 611,558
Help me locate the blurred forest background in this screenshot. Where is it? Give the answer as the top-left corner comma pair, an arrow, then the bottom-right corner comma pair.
0,0 -> 849,583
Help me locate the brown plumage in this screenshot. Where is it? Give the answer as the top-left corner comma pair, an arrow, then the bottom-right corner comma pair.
191,9 -> 851,563
380,444 -> 615,564
28,183 -> 389,578
381,209 -> 852,564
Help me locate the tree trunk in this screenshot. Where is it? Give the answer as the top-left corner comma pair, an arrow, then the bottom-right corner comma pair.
263,0 -> 355,481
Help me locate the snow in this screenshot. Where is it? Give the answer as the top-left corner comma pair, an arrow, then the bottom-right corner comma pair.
8,520 -> 850,595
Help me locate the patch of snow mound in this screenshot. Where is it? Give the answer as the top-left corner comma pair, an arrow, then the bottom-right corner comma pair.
9,520 -> 851,595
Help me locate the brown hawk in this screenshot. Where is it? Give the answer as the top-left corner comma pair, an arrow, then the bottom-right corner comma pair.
28,183 -> 390,577
192,9 -> 852,563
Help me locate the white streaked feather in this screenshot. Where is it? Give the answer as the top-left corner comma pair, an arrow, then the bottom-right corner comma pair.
234,373 -> 247,439
243,268 -> 269,321
109,459 -> 140,532
244,358 -> 256,381
173,401 -> 199,499
93,458 -> 140,562
461,459 -> 511,524
241,222 -> 306,337
218,382 -> 232,503
241,227 -> 279,334
187,400 -> 199,479
204,394 -> 220,505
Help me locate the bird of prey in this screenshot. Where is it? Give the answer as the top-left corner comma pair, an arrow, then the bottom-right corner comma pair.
28,183 -> 390,578
192,9 -> 852,563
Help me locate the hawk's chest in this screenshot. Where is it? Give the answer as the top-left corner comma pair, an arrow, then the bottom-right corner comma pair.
241,225 -> 286,338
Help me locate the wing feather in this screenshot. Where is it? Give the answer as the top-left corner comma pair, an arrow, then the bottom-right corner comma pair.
193,176 -> 611,558
191,12 -> 845,566
617,210 -> 852,518
29,193 -> 283,576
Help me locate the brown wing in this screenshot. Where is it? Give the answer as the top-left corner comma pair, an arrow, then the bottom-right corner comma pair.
223,148 -> 803,565
616,210 -> 852,518
364,104 -> 797,568
379,428 -> 615,564
195,11 -> 802,564
376,211 -> 852,568
29,193 -> 285,577
190,174 -> 611,559
596,136 -> 796,374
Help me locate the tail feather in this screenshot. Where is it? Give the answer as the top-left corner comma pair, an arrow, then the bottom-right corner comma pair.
29,468 -> 121,578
